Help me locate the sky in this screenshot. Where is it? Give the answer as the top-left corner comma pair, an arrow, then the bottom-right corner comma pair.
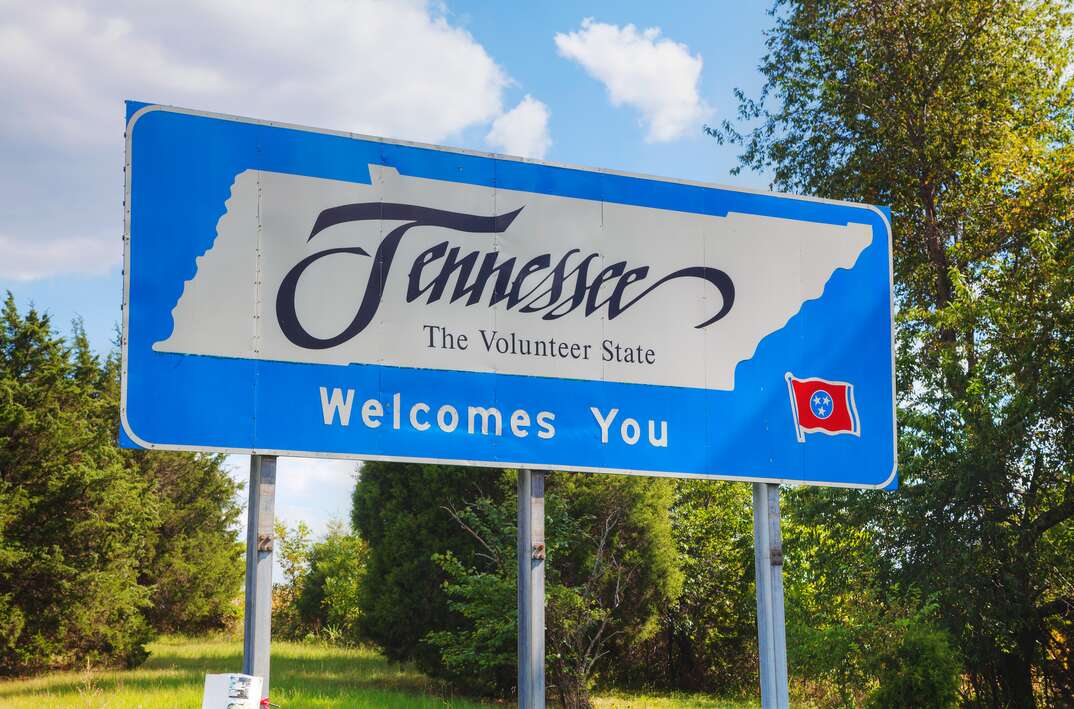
0,0 -> 776,539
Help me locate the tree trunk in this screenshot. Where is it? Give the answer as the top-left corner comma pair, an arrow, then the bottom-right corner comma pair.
554,674 -> 592,709
997,645 -> 1036,709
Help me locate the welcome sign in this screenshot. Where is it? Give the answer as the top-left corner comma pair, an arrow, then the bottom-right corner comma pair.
122,103 -> 897,488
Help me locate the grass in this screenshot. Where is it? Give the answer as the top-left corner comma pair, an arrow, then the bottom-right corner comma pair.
591,692 -> 758,708
0,636 -> 761,708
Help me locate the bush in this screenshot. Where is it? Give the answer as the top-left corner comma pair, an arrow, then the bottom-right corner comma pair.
296,523 -> 368,641
631,479 -> 756,693
867,623 -> 961,709
272,520 -> 313,640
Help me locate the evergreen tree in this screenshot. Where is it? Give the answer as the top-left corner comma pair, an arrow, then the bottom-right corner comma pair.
132,449 -> 244,634
0,294 -> 244,673
350,460 -> 507,673
641,480 -> 756,693
0,295 -> 154,673
424,472 -> 681,707
84,329 -> 244,635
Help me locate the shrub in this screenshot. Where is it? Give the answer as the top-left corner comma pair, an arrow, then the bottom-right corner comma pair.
296,523 -> 368,641
867,623 -> 961,709
272,520 -> 313,640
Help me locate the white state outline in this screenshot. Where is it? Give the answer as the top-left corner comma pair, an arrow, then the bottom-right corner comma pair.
121,103 -> 898,489
785,372 -> 862,443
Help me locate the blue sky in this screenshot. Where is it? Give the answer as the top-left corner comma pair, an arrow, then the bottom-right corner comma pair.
1,0 -> 776,537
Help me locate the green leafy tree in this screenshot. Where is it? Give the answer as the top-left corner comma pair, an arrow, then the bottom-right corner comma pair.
296,521 -> 369,642
780,487 -> 896,706
639,480 -> 756,693
717,1 -> 1074,705
425,491 -> 519,697
272,519 -> 313,639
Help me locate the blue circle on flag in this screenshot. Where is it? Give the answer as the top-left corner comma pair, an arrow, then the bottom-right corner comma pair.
810,389 -> 834,420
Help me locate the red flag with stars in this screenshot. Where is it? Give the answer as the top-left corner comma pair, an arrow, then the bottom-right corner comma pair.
785,373 -> 860,442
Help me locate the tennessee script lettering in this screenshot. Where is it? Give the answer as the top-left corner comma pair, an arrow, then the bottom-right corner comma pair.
276,202 -> 735,350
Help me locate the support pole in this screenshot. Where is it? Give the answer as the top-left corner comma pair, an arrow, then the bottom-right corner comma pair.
243,454 -> 277,700
517,468 -> 545,708
753,482 -> 789,709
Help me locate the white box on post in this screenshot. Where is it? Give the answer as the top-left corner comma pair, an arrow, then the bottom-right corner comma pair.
202,673 -> 263,709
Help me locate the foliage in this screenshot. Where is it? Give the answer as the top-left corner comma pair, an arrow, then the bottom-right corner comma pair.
272,520 -> 314,640
0,300 -> 153,673
350,460 -> 508,675
82,320 -> 244,635
425,472 -> 681,708
637,480 -> 756,693
780,487 -> 895,706
131,450 -> 244,634
867,621 -> 961,709
423,488 -> 518,697
0,295 -> 243,674
717,1 -> 1074,705
296,521 -> 369,641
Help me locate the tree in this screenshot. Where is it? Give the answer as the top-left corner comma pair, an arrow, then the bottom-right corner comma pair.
717,2 -> 1074,705
272,519 -> 313,640
0,294 -> 245,673
132,450 -> 244,634
644,480 -> 757,693
0,296 -> 154,673
548,473 -> 681,707
81,321 -> 244,636
425,472 -> 681,708
781,488 -> 901,707
350,460 -> 508,674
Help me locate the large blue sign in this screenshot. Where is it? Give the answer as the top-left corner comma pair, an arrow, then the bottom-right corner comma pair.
121,103 -> 896,488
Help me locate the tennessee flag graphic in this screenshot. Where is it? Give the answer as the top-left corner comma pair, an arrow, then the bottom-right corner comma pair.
785,373 -> 861,442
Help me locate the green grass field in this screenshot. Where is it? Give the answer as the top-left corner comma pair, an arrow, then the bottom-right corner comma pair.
0,637 -> 759,708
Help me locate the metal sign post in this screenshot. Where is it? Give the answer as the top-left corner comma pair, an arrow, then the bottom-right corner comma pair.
517,468 -> 545,708
753,482 -> 789,709
243,454 -> 277,699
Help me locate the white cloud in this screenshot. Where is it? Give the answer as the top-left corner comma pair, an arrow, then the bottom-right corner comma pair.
485,95 -> 552,159
0,0 -> 519,281
0,0 -> 509,148
554,18 -> 710,142
0,233 -> 119,281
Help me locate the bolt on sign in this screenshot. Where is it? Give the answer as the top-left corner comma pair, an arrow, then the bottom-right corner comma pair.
121,103 -> 897,488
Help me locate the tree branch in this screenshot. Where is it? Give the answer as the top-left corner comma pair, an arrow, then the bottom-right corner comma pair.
1037,596 -> 1073,620
1028,486 -> 1074,541
441,504 -> 502,569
